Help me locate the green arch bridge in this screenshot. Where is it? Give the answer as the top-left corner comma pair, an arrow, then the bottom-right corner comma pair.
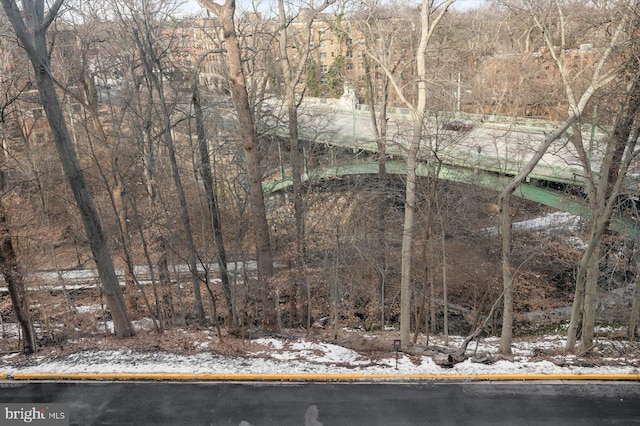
263,159 -> 639,239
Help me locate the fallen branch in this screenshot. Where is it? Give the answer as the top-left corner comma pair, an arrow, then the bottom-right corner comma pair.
453,326 -> 484,359
422,327 -> 494,368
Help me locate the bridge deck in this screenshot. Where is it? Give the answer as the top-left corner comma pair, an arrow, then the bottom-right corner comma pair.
263,105 -> 639,237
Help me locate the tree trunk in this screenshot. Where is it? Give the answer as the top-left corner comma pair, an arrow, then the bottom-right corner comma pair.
0,193 -> 36,354
113,180 -> 138,313
399,2 -> 429,350
164,108 -> 204,323
285,99 -> 306,328
126,190 -> 166,329
566,261 -> 586,351
567,69 -> 640,351
201,0 -> 274,315
129,19 -> 206,324
157,241 -> 177,325
497,119 -> 577,353
0,0 -> 134,337
112,176 -> 162,334
414,210 -> 432,344
566,201 -> 609,351
225,8 -> 274,282
276,0 -> 332,331
140,123 -> 173,325
400,130 -> 419,347
441,225 -> 449,346
498,192 -> 513,354
396,0 -> 455,348
580,245 -> 601,352
628,258 -> 640,340
363,52 -> 389,331
193,80 -> 234,325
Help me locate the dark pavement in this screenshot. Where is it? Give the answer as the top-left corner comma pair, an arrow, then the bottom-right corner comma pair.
1,381 -> 639,425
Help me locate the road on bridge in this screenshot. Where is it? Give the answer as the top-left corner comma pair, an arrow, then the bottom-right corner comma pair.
309,105 -> 591,185
1,380 -> 639,425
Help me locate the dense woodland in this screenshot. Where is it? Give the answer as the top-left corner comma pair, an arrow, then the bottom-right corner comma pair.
0,0 -> 639,359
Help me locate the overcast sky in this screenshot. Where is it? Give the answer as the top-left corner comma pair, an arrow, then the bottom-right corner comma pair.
179,0 -> 487,17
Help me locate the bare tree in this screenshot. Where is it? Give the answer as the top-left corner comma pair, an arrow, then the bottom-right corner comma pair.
629,247 -> 640,339
198,0 -> 275,326
110,0 -> 210,323
192,52 -> 235,324
95,4 -> 180,325
497,0 -> 626,354
356,0 -> 397,332
0,170 -> 36,353
565,5 -> 640,351
49,5 -> 166,332
276,0 -> 335,330
370,0 -> 456,348
0,21 -> 36,353
1,0 -> 134,337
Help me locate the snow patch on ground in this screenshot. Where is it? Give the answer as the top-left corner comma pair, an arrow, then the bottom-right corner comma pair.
251,338 -> 370,365
3,332 -> 639,377
482,211 -> 584,239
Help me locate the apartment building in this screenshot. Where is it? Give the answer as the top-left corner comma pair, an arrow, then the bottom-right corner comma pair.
477,44 -> 598,119
1,28 -> 84,150
172,10 -> 418,105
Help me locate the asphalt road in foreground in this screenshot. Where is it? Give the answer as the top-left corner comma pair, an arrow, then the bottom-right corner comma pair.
1,381 -> 639,425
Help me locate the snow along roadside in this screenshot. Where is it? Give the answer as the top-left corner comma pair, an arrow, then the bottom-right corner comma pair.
3,335 -> 639,380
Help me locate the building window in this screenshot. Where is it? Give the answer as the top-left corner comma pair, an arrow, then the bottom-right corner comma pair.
346,50 -> 353,59
346,38 -> 352,46
320,65 -> 328,73
346,63 -> 353,71
320,52 -> 327,60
